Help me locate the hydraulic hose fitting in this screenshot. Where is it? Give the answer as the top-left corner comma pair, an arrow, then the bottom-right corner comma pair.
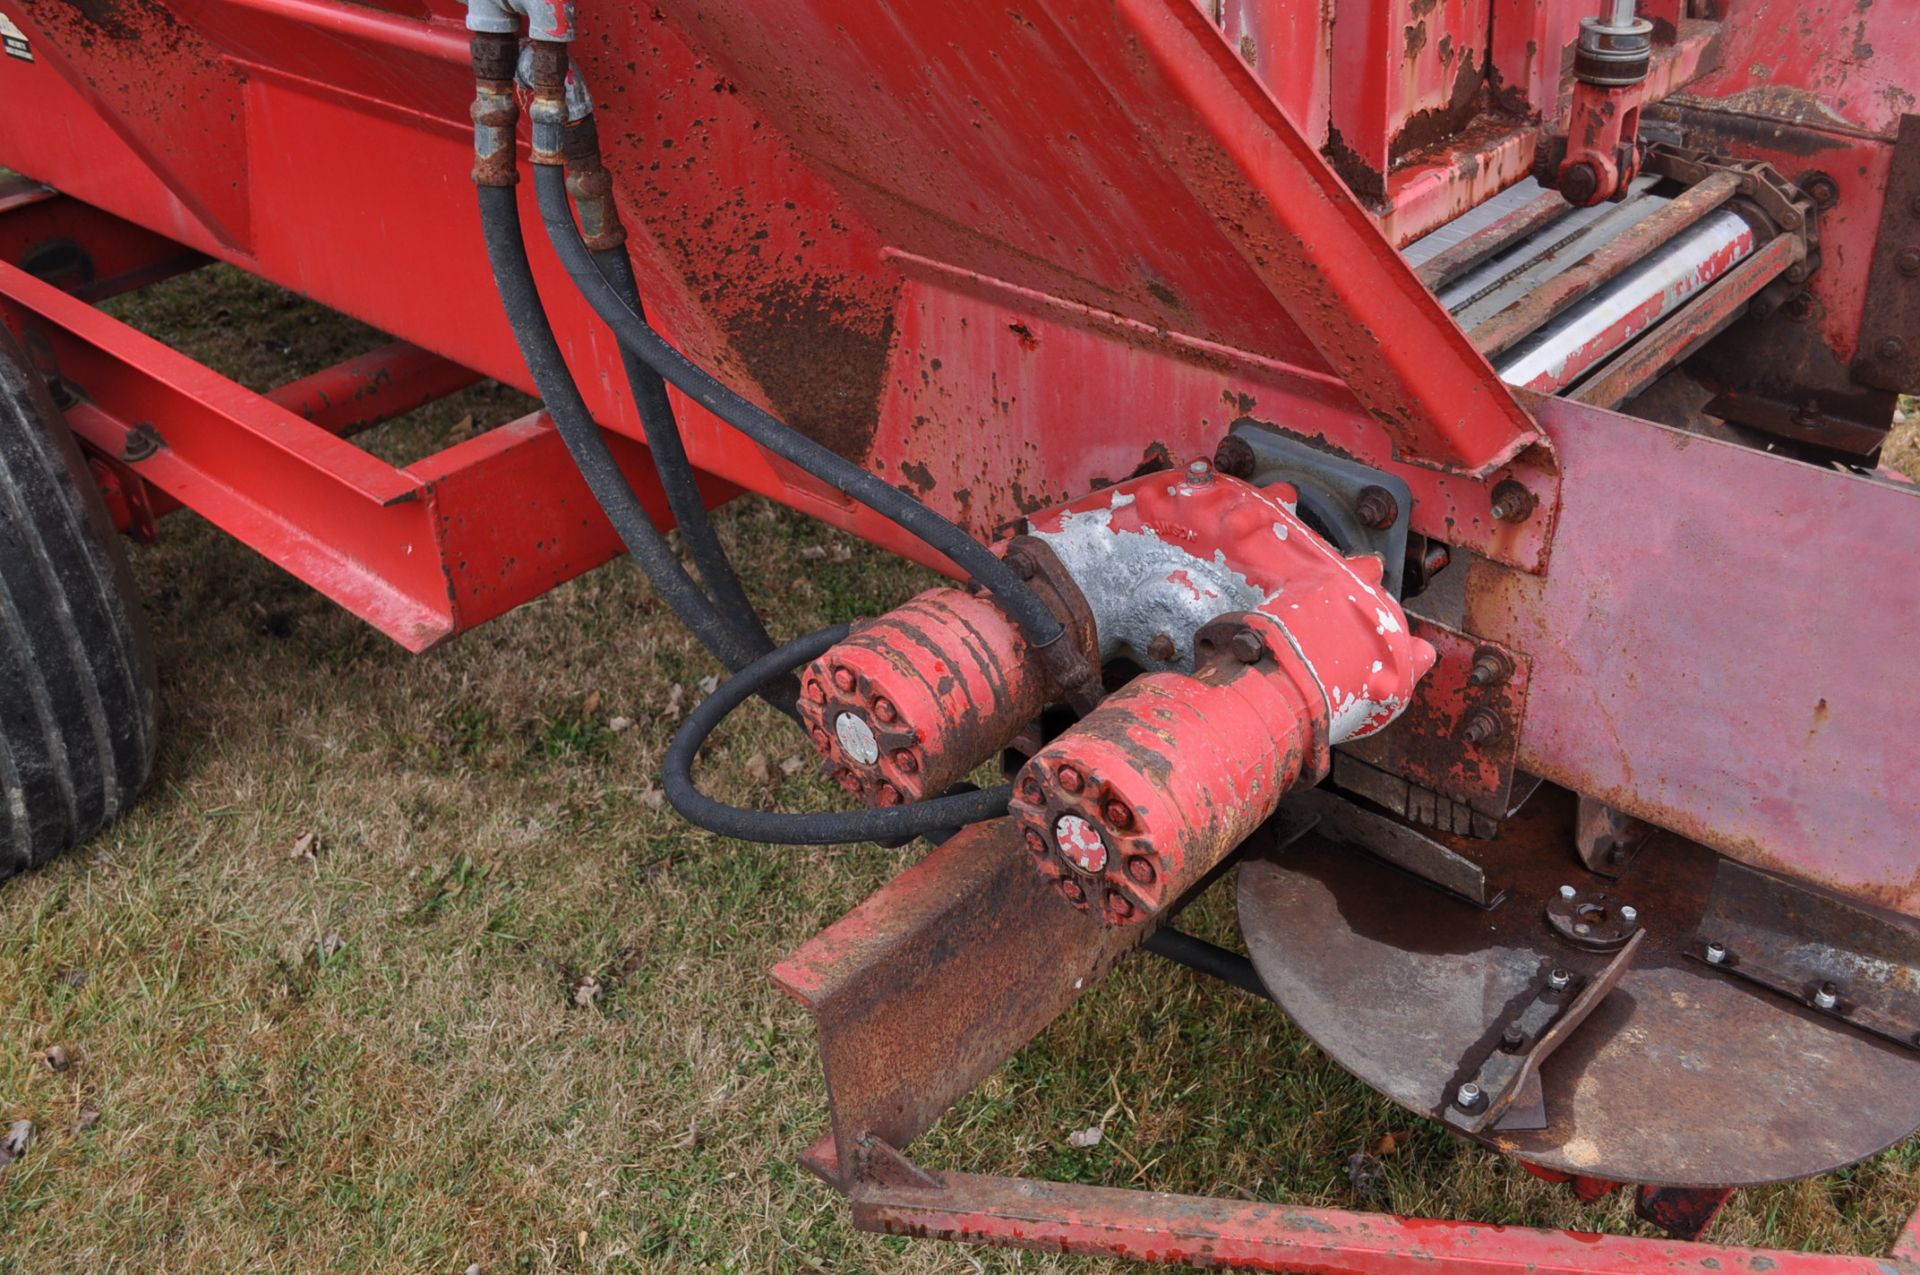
559,116 -> 625,253
470,32 -> 521,189
526,40 -> 574,166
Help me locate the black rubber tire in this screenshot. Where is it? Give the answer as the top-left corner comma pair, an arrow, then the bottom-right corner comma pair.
0,323 -> 156,881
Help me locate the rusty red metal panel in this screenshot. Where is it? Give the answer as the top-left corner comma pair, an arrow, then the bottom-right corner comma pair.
1204,0 -> 1334,147
1467,392 -> 1920,917
653,0 -> 1542,475
770,817 -> 1139,1182
1327,0 -> 1490,188
867,263 -> 1559,572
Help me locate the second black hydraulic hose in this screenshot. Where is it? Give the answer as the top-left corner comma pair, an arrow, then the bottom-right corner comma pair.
477,182 -> 795,712
529,162 -> 1066,653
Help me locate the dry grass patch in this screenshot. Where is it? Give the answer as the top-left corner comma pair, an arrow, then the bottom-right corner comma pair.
0,267 -> 1914,1272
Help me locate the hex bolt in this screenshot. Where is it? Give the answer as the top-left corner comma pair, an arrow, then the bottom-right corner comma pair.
874,782 -> 902,806
1814,982 -> 1839,1011
1102,799 -> 1134,830
1467,648 -> 1511,687
1058,878 -> 1085,904
120,423 -> 162,463
1898,248 -> 1920,277
831,666 -> 857,693
1213,434 -> 1257,479
1057,765 -> 1085,794
1488,478 -> 1536,524
1229,629 -> 1267,665
1186,458 -> 1214,486
1455,1082 -> 1484,1110
1619,905 -> 1638,924
1558,884 -> 1578,901
893,750 -> 920,774
805,679 -> 828,704
1109,895 -> 1135,921
1800,173 -> 1838,209
1354,484 -> 1399,530
1009,554 -> 1038,581
872,697 -> 898,723
1879,337 -> 1908,363
1126,856 -> 1157,885
1024,830 -> 1048,855
1500,1025 -> 1526,1051
1147,632 -> 1177,663
1548,968 -> 1572,991
1461,708 -> 1506,746
1705,941 -> 1728,965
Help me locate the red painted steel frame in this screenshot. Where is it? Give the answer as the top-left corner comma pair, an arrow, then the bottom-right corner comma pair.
0,252 -> 713,649
848,1169 -> 1920,1275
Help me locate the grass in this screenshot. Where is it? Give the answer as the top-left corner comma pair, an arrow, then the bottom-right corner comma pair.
0,264 -> 1916,1273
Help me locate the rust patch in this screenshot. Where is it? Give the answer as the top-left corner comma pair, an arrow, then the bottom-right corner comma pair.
45,0 -> 136,39
1390,54 -> 1486,165
1322,127 -> 1386,204
720,275 -> 896,462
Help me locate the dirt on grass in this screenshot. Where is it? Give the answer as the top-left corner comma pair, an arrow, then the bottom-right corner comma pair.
0,267 -> 1915,1273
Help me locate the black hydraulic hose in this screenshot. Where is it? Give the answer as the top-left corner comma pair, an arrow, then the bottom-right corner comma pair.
664,624 -> 1013,844
1142,929 -> 1274,1001
591,245 -> 776,658
529,163 -> 1066,653
476,183 -> 798,715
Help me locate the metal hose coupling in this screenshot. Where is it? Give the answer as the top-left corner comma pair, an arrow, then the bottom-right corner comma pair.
469,32 -> 521,188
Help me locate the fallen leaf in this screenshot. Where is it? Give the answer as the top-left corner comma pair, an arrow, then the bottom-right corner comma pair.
573,974 -> 602,1008
289,831 -> 318,864
42,1045 -> 71,1072
608,715 -> 635,734
639,785 -> 666,811
697,674 -> 719,695
1066,1124 -> 1103,1149
72,1109 -> 99,1134
1368,1128 -> 1414,1157
663,684 -> 686,721
464,1264 -> 484,1275
828,545 -> 853,563
799,545 -> 828,561
584,689 -> 603,716
0,1120 -> 32,1171
745,754 -> 771,783
779,754 -> 807,776
448,413 -> 477,440
316,932 -> 346,963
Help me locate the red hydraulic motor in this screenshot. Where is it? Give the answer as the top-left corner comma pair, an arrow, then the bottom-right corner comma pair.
800,459 -> 1437,924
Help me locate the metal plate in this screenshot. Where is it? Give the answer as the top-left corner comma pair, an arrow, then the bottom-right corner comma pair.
1237,785 -> 1920,1187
